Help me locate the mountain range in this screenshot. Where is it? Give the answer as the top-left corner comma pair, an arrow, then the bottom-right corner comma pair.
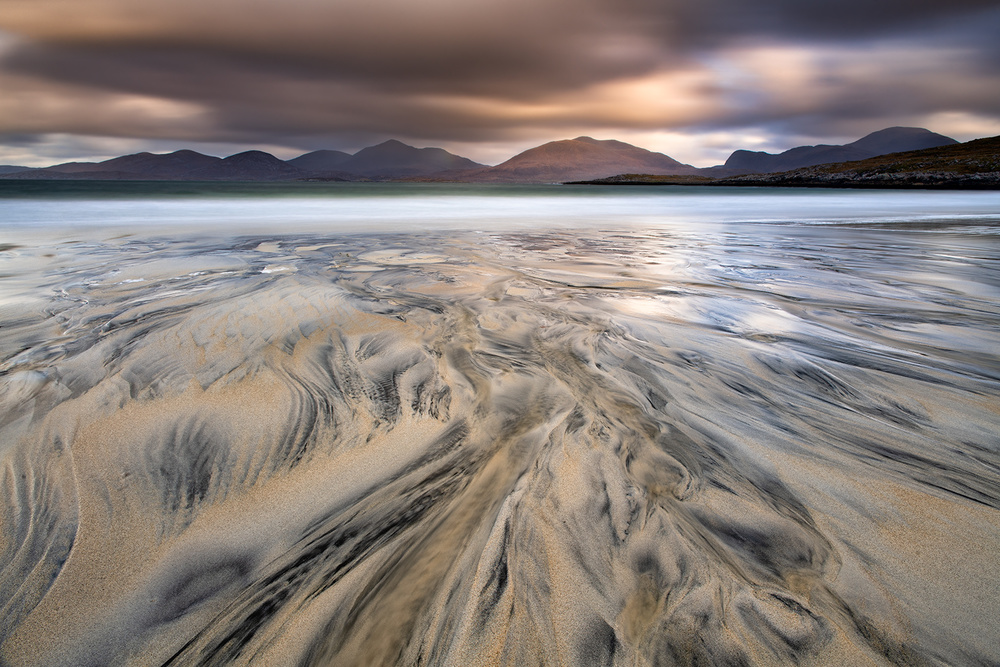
0,141 -> 487,182
0,127 -> 969,183
722,127 -> 956,173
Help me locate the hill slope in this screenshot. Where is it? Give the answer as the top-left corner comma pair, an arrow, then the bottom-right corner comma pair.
286,149 -> 352,172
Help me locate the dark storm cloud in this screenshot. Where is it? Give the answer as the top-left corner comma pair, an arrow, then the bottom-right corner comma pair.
0,0 -> 998,162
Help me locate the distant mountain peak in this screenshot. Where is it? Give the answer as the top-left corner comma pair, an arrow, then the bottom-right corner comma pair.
224,150 -> 282,162
462,136 -> 698,183
339,140 -> 485,178
848,127 -> 956,154
857,126 -> 939,137
168,149 -> 210,159
355,140 -> 418,155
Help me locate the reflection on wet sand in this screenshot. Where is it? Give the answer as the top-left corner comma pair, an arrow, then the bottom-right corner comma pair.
1,226 -> 999,666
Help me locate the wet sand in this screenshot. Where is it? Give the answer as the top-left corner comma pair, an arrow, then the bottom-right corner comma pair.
1,223 -> 999,666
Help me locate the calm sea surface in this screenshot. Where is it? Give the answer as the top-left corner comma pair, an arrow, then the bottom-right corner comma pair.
2,184 -> 999,666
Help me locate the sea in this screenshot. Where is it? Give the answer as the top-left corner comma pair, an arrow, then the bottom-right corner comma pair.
1,182 -> 999,666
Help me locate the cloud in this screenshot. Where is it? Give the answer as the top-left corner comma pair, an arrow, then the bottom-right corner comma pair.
0,0 -> 669,95
0,0 -> 997,164
0,66 -> 211,138
695,40 -> 1000,127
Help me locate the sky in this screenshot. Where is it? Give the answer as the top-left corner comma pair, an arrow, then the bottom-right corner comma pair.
1,0 -> 999,167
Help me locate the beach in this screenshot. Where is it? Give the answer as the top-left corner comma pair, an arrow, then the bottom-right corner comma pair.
1,185 -> 999,665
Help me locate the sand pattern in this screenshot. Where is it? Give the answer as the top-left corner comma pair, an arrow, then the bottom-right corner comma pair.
1,226 -> 998,666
